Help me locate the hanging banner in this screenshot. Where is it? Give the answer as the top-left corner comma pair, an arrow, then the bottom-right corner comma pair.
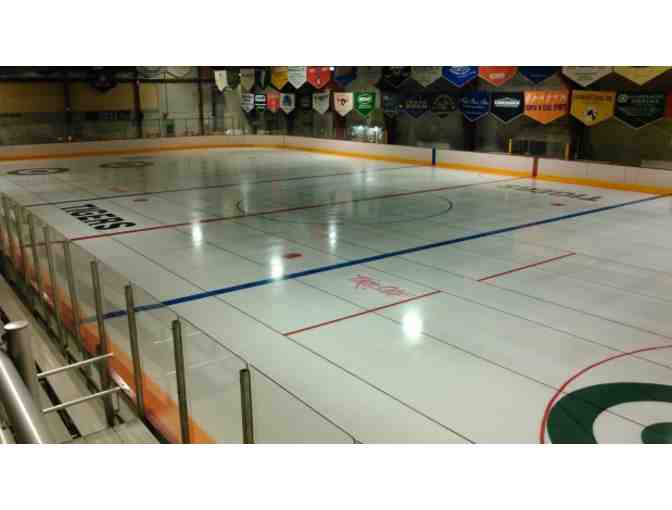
333,92 -> 354,117
312,91 -> 330,114
334,67 -> 357,86
490,92 -> 524,123
562,67 -> 612,87
214,70 -> 229,92
280,93 -> 296,114
240,93 -> 254,113
254,92 -> 266,112
307,67 -> 332,89
288,66 -> 307,89
570,90 -> 615,126
354,91 -> 376,117
667,93 -> 672,118
411,66 -> 442,87
442,67 -> 478,87
358,66 -> 381,86
266,90 -> 280,113
299,94 -> 312,110
614,67 -> 671,86
524,90 -> 569,124
403,94 -> 430,119
382,92 -> 402,117
460,90 -> 490,121
614,92 -> 665,128
382,66 -> 411,88
429,93 -> 458,118
478,66 -> 517,87
240,68 -> 256,91
519,66 -> 559,84
271,66 -> 289,90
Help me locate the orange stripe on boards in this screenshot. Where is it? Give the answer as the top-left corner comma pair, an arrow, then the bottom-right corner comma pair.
533,173 -> 672,196
2,234 -> 214,443
435,162 -> 531,178
281,144 -> 431,167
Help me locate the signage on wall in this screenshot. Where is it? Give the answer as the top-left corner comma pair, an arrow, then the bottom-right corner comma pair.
333,92 -> 354,116
411,67 -> 442,87
271,66 -> 289,90
240,93 -> 255,113
288,66 -> 308,89
442,67 -> 478,87
429,93 -> 458,118
403,94 -> 430,119
524,90 -> 569,124
490,92 -> 524,123
613,67 -> 671,86
312,91 -> 330,114
562,67 -> 612,87
382,67 -> 411,88
519,66 -> 559,84
280,93 -> 296,114
460,90 -> 490,121
354,91 -> 376,117
570,90 -> 616,126
478,67 -> 517,86
614,92 -> 665,128
307,67 -> 332,89
240,68 -> 256,91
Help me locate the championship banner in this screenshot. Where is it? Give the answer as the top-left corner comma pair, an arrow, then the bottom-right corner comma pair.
614,92 -> 665,128
266,90 -> 280,113
358,66 -> 381,85
570,90 -> 615,126
519,66 -> 558,84
214,70 -> 229,92
280,93 -> 296,114
307,67 -> 332,89
429,93 -> 458,118
382,92 -> 402,117
403,94 -> 430,119
288,66 -> 307,89
240,93 -> 254,113
254,92 -> 267,112
240,68 -> 256,91
562,67 -> 612,87
354,91 -> 376,117
524,90 -> 569,124
383,67 -> 411,88
271,66 -> 289,90
490,92 -> 524,123
478,66 -> 517,86
333,92 -> 354,116
460,90 -> 490,121
614,67 -> 671,85
442,67 -> 478,87
299,94 -> 312,110
334,67 -> 357,86
411,66 -> 442,87
312,91 -> 330,114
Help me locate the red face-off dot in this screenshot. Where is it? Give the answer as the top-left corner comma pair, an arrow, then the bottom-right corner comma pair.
282,252 -> 303,260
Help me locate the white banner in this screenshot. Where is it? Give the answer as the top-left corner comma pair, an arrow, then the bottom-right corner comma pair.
562,67 -> 612,87
214,70 -> 229,92
240,93 -> 254,113
358,66 -> 381,85
280,93 -> 296,114
288,66 -> 307,89
240,68 -> 255,91
333,92 -> 354,116
312,91 -> 330,114
411,66 -> 442,87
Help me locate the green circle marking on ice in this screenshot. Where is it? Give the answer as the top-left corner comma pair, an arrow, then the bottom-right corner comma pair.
547,382 -> 672,444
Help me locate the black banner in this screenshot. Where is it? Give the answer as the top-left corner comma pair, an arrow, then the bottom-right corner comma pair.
382,92 -> 402,117
382,67 -> 411,88
491,92 -> 524,123
614,92 -> 665,128
429,93 -> 458,118
519,66 -> 559,84
403,94 -> 430,119
254,93 -> 267,112
299,94 -> 312,110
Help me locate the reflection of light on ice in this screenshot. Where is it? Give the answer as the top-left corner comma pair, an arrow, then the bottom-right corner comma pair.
190,223 -> 203,245
328,224 -> 338,247
402,311 -> 423,340
270,256 -> 284,279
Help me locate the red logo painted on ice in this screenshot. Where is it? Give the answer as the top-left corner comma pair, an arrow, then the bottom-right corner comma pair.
351,274 -> 413,298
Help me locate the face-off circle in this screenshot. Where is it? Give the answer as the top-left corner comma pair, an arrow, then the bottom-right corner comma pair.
7,167 -> 70,176
100,161 -> 155,169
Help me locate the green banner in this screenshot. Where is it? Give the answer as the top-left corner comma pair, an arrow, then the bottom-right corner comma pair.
354,91 -> 376,117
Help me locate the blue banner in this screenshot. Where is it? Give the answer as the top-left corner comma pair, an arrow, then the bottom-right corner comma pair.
333,67 -> 357,86
519,66 -> 559,84
403,94 -> 430,119
441,66 -> 478,87
460,90 -> 490,121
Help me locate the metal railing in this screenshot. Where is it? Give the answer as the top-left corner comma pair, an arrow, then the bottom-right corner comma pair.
0,193 -> 358,444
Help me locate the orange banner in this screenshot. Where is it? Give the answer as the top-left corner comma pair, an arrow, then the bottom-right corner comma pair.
524,90 -> 569,124
478,66 -> 517,86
